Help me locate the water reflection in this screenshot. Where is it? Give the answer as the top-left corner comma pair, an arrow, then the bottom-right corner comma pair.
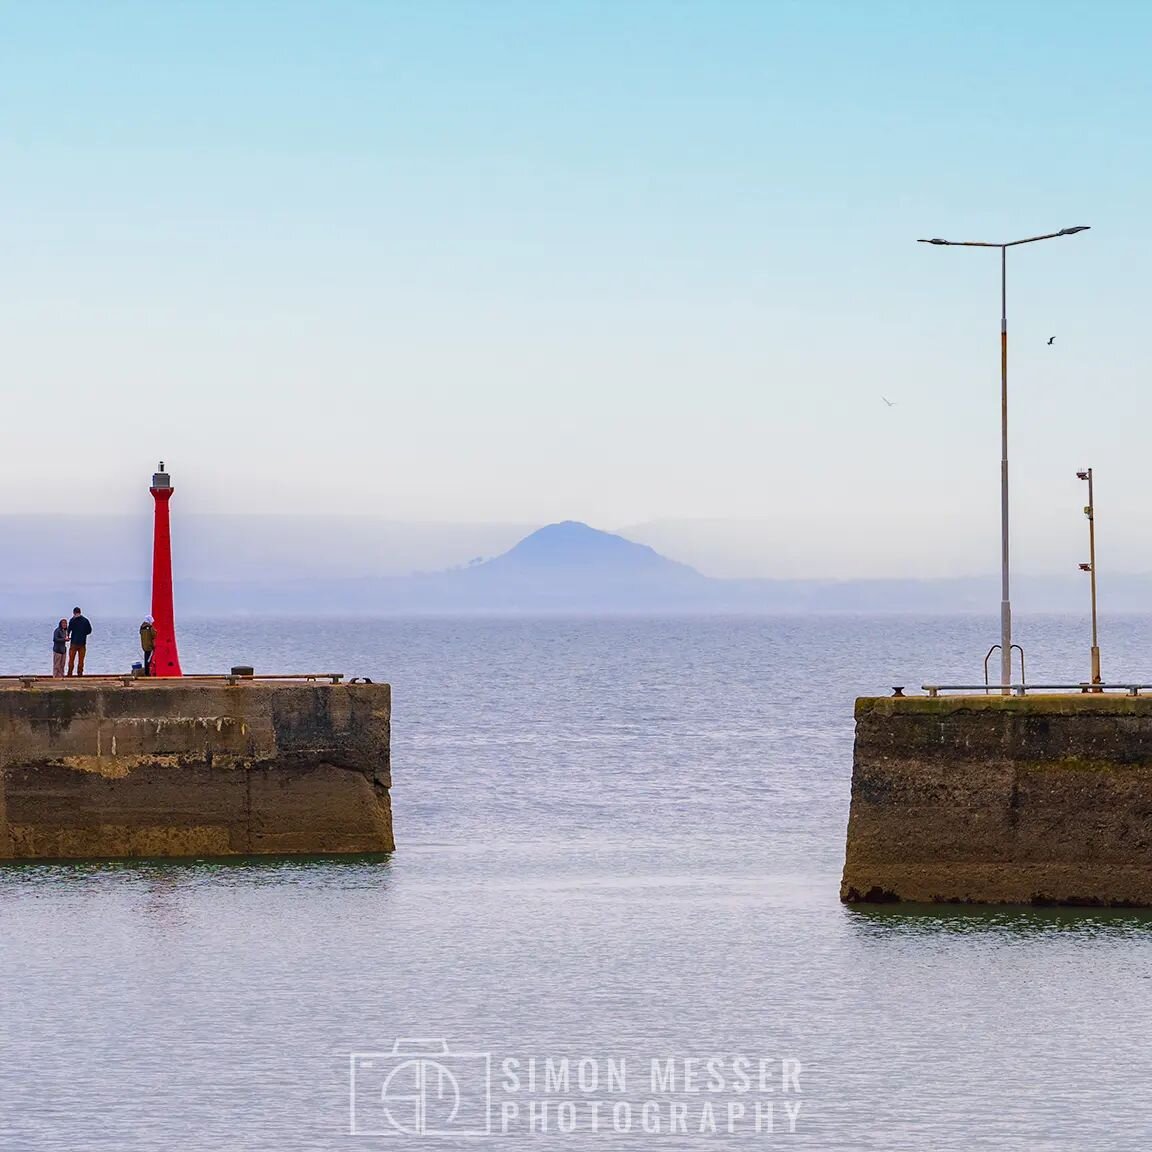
0,853 -> 393,892
845,902 -> 1152,939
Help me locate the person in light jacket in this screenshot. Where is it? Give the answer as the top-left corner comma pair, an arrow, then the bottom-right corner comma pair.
51,618 -> 68,678
140,615 -> 157,676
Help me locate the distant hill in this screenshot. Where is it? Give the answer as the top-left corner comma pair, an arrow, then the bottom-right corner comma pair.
480,520 -> 692,573
388,521 -> 713,612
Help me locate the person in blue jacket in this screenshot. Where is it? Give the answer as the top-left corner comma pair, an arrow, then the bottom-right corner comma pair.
67,607 -> 93,676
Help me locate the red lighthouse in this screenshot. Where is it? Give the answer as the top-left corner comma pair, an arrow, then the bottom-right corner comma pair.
149,462 -> 183,677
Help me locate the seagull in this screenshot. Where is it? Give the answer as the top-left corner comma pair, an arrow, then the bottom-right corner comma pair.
881,396 -> 896,407
1047,336 -> 1055,345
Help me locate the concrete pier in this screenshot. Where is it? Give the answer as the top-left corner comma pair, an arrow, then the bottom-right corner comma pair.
842,695 -> 1152,906
0,680 -> 392,860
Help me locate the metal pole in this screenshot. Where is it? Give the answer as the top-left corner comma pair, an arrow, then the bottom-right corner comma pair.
918,226 -> 1089,691
1000,246 -> 1011,692
1088,468 -> 1101,683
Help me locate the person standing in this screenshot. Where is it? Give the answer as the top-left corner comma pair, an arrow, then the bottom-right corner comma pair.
140,615 -> 157,676
51,618 -> 68,678
67,607 -> 93,676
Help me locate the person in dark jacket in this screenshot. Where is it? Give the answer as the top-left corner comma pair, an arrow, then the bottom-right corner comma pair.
140,615 -> 157,675
67,607 -> 93,676
51,618 -> 68,678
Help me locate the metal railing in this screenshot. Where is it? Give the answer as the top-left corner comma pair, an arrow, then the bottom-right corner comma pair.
0,673 -> 347,688
921,683 -> 1152,698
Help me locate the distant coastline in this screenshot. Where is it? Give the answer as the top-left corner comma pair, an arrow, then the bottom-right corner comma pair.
0,518 -> 1141,617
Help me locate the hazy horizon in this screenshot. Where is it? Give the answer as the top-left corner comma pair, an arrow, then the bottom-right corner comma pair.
0,513 -> 1146,620
1,511 -> 1148,585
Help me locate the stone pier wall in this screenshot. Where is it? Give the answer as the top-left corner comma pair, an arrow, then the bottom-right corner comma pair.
842,695 -> 1152,906
0,681 -> 393,860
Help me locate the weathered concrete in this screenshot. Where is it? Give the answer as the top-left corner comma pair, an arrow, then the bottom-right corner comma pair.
0,681 -> 392,859
842,695 -> 1152,906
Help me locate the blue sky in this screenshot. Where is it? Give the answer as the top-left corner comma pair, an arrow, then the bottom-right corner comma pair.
1,1 -> 1149,575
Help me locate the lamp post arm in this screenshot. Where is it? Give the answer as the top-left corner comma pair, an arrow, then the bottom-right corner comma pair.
917,239 -> 1000,247
1005,230 -> 1075,246
919,227 -> 1090,249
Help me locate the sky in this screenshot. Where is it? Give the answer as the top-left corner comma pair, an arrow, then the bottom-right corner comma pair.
2,0 -> 1150,578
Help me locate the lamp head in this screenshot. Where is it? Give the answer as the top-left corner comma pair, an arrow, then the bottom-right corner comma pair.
1076,471 -> 1089,480
918,238 -> 950,245
1059,226 -> 1090,236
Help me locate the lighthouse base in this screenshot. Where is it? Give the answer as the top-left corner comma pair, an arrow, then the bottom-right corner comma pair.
0,681 -> 393,860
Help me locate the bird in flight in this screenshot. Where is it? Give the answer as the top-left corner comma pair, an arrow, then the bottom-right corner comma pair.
1048,336 -> 1055,345
882,396 -> 896,407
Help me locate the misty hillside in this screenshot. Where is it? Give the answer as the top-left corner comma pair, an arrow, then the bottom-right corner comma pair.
481,520 -> 691,572
383,521 -> 714,612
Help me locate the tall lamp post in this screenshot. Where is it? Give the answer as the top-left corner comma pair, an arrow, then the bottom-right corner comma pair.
919,225 -> 1090,691
1077,468 -> 1101,685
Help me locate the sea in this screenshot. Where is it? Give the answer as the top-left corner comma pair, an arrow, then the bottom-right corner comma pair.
2,613 -> 1152,1151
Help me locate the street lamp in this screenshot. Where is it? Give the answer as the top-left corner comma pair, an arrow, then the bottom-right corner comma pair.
918,225 -> 1090,691
1077,468 -> 1101,685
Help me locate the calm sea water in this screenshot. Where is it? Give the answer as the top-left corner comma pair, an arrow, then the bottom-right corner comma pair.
2,613 -> 1152,1150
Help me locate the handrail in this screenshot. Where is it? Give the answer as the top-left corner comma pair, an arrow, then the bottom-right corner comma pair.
0,673 -> 347,687
923,683 -> 1152,698
181,674 -> 345,683
983,644 -> 1026,692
